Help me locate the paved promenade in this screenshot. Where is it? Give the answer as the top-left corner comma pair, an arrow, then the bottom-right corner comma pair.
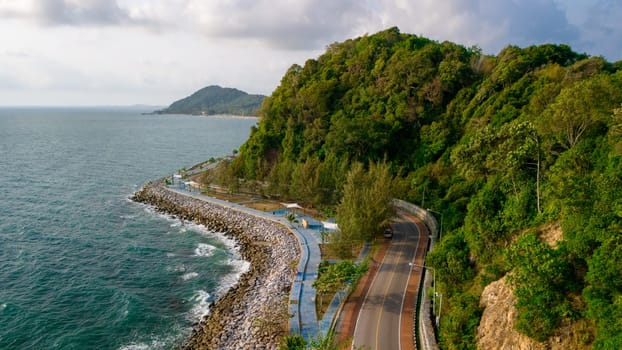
166,185 -> 321,340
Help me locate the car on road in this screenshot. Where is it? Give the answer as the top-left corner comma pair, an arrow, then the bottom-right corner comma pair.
383,226 -> 393,238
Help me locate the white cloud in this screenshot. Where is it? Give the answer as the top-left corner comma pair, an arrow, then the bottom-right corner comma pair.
0,0 -> 620,106
374,0 -> 579,55
183,0 -> 373,50
0,0 -> 166,28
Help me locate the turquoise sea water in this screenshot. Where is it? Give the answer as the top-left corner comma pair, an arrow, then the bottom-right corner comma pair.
0,108 -> 257,349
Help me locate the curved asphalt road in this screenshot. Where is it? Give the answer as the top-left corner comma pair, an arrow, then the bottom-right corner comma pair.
352,213 -> 423,350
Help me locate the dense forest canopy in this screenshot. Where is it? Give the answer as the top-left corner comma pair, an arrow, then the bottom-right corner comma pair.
227,27 -> 622,348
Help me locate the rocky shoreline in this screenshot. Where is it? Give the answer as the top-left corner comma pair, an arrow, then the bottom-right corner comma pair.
132,180 -> 299,349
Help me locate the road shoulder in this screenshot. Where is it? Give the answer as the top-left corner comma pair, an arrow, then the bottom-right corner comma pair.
334,239 -> 390,347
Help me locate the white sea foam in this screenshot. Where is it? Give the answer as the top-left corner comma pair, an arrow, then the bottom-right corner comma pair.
216,258 -> 251,295
140,203 -> 239,253
116,326 -> 180,350
189,290 -> 211,320
119,343 -> 149,350
167,264 -> 188,273
181,272 -> 199,281
118,339 -> 168,350
199,229 -> 239,251
194,243 -> 215,257
139,201 -> 251,320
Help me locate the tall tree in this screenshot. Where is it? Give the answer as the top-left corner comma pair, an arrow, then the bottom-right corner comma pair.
541,74 -> 618,150
333,161 -> 395,257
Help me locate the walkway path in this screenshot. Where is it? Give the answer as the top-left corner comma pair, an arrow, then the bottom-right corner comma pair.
165,185 -> 321,340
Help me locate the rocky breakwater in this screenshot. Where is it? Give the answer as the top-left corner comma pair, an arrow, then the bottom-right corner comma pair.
132,181 -> 299,350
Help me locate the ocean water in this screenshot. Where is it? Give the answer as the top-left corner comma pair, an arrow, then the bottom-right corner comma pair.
0,108 -> 257,349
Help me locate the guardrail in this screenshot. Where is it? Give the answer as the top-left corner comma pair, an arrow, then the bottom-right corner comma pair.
392,199 -> 440,350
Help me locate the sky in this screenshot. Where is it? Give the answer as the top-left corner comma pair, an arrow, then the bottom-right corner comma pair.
0,0 -> 621,106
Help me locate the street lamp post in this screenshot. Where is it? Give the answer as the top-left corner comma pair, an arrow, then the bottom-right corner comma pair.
411,263 -> 440,320
437,292 -> 443,326
426,208 -> 443,241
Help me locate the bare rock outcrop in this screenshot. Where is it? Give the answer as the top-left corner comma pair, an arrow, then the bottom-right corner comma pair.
478,275 -> 593,350
477,276 -> 545,350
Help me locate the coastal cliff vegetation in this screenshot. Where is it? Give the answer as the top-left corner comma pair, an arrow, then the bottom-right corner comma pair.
211,27 -> 622,349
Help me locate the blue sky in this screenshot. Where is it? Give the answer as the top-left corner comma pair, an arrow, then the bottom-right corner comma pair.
0,0 -> 620,106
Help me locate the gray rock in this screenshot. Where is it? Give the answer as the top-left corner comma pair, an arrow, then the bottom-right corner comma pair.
132,181 -> 299,349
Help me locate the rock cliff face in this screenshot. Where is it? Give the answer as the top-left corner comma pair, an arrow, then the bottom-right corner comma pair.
477,223 -> 593,350
477,276 -> 545,350
132,181 -> 299,349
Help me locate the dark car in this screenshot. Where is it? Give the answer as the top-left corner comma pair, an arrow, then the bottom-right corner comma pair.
384,226 -> 393,238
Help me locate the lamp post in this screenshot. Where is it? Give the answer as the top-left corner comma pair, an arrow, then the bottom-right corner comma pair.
426,208 -> 443,241
437,292 -> 442,326
411,263 -> 440,320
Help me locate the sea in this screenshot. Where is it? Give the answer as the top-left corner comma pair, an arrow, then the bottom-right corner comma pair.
0,107 -> 257,349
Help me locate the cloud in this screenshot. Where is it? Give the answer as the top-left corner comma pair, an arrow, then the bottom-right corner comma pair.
179,0 -> 583,54
0,0 -> 598,56
0,0 -> 166,28
0,0 -> 621,106
185,0 -> 373,50
37,0 -> 130,25
375,0 -> 579,55
0,49 -> 91,89
568,0 -> 622,59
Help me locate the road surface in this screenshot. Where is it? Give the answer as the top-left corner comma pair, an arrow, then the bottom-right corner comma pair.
352,212 -> 426,350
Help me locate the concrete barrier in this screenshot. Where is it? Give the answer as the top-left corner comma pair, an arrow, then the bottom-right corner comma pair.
393,199 -> 439,350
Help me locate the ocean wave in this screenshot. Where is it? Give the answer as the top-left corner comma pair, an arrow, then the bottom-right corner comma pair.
139,202 -> 240,254
119,343 -> 151,350
216,258 -> 251,295
181,272 -> 198,281
167,264 -> 188,273
194,243 -> 215,257
188,290 -> 211,320
118,338 -> 170,350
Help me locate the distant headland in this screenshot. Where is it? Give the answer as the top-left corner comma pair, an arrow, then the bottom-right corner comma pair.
149,85 -> 265,116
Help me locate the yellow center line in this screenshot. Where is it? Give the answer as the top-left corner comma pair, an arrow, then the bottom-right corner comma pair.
375,226 -> 407,350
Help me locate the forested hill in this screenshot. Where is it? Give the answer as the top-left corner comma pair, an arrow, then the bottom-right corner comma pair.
154,85 -> 265,116
231,27 -> 622,348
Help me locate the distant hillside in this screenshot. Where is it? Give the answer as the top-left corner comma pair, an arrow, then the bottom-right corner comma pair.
154,85 -> 265,116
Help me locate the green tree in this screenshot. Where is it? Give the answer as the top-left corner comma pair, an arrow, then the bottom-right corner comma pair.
541,74 -> 618,150
267,158 -> 294,199
279,334 -> 306,350
224,28 -> 622,349
313,260 -> 368,307
427,230 -> 475,292
506,232 -> 573,340
438,292 -> 482,350
290,157 -> 322,206
334,162 -> 395,257
584,236 -> 622,348
213,160 -> 239,193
